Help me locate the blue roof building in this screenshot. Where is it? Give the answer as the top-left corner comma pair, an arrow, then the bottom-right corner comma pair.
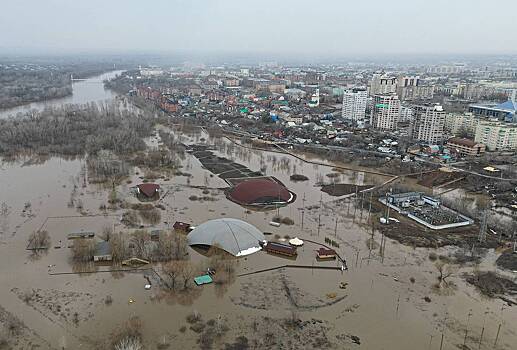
469,99 -> 517,122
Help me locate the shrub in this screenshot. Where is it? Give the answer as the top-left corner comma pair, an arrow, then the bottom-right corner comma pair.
281,217 -> 294,225
290,174 -> 309,182
186,312 -> 201,324
139,208 -> 161,225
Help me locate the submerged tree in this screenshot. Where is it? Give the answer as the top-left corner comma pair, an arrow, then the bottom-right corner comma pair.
71,239 -> 95,262
27,230 -> 51,250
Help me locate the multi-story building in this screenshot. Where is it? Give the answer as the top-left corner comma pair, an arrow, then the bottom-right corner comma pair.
223,77 -> 240,87
369,74 -> 397,96
395,76 -> 434,101
398,76 -> 420,88
399,106 -> 414,123
446,137 -> 486,157
426,65 -> 465,74
342,88 -> 367,122
475,121 -> 517,151
444,113 -> 480,136
411,104 -> 446,144
370,94 -> 401,130
469,98 -> 517,122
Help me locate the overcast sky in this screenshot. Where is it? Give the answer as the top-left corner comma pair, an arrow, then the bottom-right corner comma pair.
1,0 -> 516,57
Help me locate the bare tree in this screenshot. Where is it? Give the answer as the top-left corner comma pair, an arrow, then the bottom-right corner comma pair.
138,208 -> 161,225
162,260 -> 197,291
162,260 -> 182,290
207,248 -> 238,285
110,233 -> 129,263
71,239 -> 95,262
121,210 -> 139,227
131,230 -> 150,260
111,316 -> 143,350
28,230 -> 51,250
435,261 -> 455,288
171,233 -> 188,261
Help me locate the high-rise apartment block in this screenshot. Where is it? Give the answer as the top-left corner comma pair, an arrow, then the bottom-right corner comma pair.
412,104 -> 446,144
369,74 -> 397,96
342,88 -> 367,122
371,94 -> 401,130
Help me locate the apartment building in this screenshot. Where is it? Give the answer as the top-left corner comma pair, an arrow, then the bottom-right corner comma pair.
412,104 -> 446,144
342,88 -> 367,122
369,74 -> 397,96
370,94 -> 401,130
475,121 -> 517,151
444,113 -> 480,136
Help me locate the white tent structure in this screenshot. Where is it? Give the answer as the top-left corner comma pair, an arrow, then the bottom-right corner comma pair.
187,218 -> 265,257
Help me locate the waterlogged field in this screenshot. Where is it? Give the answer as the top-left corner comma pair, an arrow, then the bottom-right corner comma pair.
0,123 -> 516,349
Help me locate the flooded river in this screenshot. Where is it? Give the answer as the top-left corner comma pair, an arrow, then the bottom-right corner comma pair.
0,70 -> 123,119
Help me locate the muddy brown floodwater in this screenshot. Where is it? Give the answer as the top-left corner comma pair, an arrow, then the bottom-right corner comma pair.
0,126 -> 516,349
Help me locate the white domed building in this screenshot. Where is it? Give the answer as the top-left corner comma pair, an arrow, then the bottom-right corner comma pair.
187,218 -> 265,257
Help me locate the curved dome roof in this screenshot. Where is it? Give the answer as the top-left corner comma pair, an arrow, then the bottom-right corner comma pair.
187,218 -> 265,256
228,179 -> 292,205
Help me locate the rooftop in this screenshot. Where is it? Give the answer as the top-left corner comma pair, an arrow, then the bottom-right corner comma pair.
187,218 -> 265,257
447,137 -> 479,148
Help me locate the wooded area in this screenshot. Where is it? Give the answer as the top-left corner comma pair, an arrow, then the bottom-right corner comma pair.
0,102 -> 157,157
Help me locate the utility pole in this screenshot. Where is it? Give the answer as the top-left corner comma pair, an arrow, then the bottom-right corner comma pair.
317,213 -> 321,237
301,193 -> 306,230
395,293 -> 401,318
384,191 -> 391,223
317,194 -> 322,237
478,209 -> 488,243
440,312 -> 448,350
368,191 -> 373,220
463,309 -> 473,347
478,309 -> 489,349
334,217 -> 338,237
494,305 -> 505,347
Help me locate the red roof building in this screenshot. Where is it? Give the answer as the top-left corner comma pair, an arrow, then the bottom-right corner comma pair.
136,183 -> 160,198
173,221 -> 192,232
226,179 -> 293,206
316,248 -> 336,259
446,137 -> 485,157
263,241 -> 297,257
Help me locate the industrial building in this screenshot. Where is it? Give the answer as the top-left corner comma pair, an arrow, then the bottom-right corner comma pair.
380,192 -> 473,230
469,98 -> 517,122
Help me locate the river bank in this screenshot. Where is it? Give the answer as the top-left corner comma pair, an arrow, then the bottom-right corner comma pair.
0,70 -> 123,119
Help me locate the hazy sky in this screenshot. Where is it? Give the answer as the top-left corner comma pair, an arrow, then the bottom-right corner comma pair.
1,0 -> 516,57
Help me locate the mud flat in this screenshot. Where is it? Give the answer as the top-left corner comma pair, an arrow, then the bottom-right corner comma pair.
321,183 -> 373,197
